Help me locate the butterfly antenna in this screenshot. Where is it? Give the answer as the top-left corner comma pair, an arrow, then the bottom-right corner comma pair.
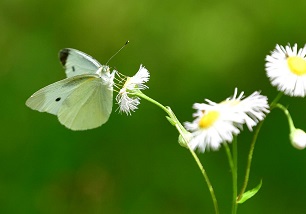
106,40 -> 129,65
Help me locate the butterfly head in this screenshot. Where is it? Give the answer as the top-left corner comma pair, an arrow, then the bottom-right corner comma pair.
96,65 -> 115,88
96,65 -> 110,76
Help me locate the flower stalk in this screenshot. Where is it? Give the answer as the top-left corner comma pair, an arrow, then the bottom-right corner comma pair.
136,90 -> 219,214
224,139 -> 238,214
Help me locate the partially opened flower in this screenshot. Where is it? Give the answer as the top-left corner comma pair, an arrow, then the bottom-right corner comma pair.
116,65 -> 150,115
265,44 -> 306,97
184,89 -> 269,152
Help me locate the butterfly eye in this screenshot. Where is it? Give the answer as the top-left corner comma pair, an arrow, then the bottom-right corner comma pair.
55,97 -> 61,102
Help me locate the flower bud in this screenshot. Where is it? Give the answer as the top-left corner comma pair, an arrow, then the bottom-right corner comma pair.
290,128 -> 306,150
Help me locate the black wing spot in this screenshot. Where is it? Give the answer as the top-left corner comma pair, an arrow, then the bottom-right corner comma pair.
72,66 -> 75,72
59,49 -> 70,66
55,97 -> 61,102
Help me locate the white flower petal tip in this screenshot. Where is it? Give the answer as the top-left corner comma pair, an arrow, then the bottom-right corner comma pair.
225,88 -> 270,131
116,65 -> 150,115
290,129 -> 306,150
133,65 -> 150,86
184,88 -> 269,153
265,43 -> 306,97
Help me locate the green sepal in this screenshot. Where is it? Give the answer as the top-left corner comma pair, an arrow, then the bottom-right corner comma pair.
237,180 -> 262,204
166,116 -> 176,126
178,134 -> 188,148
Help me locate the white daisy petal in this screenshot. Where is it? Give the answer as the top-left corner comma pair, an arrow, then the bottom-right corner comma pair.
116,93 -> 140,115
224,89 -> 270,131
116,65 -> 150,115
184,101 -> 242,152
265,43 -> 306,97
184,88 -> 269,153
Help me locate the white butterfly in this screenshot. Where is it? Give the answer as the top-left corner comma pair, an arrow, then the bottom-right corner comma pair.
26,48 -> 115,131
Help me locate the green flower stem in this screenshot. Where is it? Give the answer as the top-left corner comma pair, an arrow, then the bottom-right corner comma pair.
224,140 -> 238,214
238,93 -> 282,201
270,92 -> 283,108
237,120 -> 263,201
134,91 -> 170,114
189,148 -> 220,214
136,91 -> 219,214
233,137 -> 238,208
274,103 -> 294,131
232,137 -> 238,181
175,122 -> 219,214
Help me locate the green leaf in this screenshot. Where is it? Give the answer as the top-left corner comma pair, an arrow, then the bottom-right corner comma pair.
237,180 -> 262,204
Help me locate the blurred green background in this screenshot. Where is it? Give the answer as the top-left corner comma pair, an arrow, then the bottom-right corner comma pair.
1,0 -> 306,213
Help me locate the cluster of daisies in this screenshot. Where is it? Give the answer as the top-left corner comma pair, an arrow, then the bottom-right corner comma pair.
116,43 -> 306,152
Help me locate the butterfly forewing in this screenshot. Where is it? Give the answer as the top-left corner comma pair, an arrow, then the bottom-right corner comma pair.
59,48 -> 102,78
26,75 -> 97,115
58,77 -> 113,130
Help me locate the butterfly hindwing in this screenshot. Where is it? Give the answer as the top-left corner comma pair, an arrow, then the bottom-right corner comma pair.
59,48 -> 102,78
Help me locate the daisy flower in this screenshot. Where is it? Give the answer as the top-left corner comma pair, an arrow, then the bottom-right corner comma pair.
116,65 -> 150,115
265,43 -> 306,97
184,89 -> 269,152
184,102 -> 243,152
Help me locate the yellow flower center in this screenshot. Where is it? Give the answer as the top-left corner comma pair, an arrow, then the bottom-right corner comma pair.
287,56 -> 306,76
198,111 -> 220,129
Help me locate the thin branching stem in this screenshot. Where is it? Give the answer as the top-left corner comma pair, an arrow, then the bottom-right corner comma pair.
274,103 -> 294,130
176,123 -> 219,214
224,141 -> 238,214
238,92 -> 282,201
137,91 -> 219,214
237,121 -> 263,201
